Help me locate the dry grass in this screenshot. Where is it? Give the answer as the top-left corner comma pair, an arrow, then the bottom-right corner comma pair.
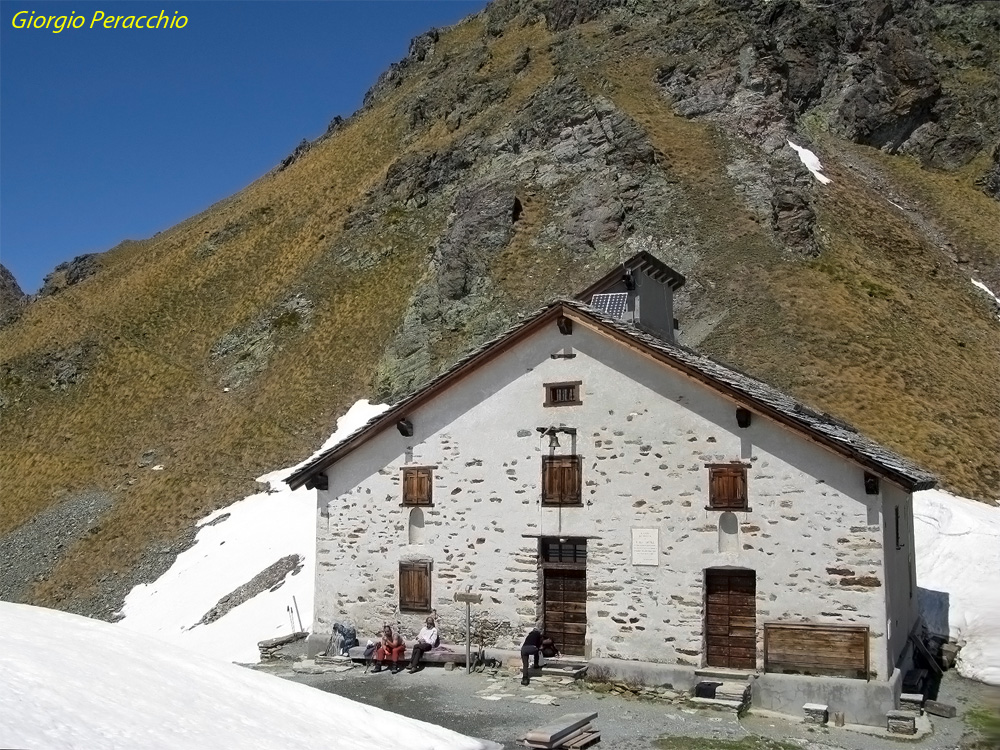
0,11 -> 564,606
2,6 -> 997,612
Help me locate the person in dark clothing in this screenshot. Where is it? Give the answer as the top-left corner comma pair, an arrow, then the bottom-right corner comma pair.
407,616 -> 438,673
520,625 -> 544,685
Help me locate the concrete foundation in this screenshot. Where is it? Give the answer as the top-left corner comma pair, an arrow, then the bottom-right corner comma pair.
752,668 -> 904,728
589,657 -> 904,728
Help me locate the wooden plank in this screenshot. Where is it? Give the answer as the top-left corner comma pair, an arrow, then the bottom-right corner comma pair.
766,631 -> 866,648
766,640 -> 866,657
766,651 -> 866,667
765,622 -> 869,678
909,633 -> 944,676
766,661 -> 866,678
523,713 -> 598,746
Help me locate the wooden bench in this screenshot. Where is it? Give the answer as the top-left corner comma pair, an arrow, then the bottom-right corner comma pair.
348,641 -> 471,666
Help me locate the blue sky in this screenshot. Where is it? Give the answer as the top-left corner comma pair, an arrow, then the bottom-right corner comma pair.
0,1 -> 486,293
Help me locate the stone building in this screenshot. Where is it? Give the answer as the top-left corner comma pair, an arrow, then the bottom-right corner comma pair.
287,252 -> 936,725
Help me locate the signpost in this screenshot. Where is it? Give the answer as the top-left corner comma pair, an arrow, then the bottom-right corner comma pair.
454,589 -> 482,674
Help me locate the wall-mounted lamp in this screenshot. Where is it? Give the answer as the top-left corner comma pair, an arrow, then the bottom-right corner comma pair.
557,316 -> 573,335
305,474 -> 329,491
397,419 -> 414,437
864,472 -> 880,495
623,268 -> 637,291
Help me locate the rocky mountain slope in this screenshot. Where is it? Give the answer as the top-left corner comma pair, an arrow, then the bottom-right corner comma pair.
1,0 -> 998,619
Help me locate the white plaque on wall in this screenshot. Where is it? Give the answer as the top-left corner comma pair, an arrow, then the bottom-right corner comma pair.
631,528 -> 659,566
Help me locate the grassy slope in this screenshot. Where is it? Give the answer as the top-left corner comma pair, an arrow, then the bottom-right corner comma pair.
0,17 -> 494,606
0,5 -> 997,609
568,18 -> 999,502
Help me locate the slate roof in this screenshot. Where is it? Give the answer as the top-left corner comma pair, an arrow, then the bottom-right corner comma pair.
286,298 -> 936,492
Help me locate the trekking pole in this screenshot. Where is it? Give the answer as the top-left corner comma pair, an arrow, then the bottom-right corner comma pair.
287,605 -> 296,635
292,596 -> 304,632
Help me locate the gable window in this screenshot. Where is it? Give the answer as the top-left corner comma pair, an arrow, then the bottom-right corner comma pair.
544,381 -> 582,407
542,455 -> 582,506
894,505 -> 903,550
706,464 -> 749,511
402,467 -> 433,506
399,560 -> 432,612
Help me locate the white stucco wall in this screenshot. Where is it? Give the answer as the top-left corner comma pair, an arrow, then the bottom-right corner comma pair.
313,318 -> 908,679
882,482 -> 919,668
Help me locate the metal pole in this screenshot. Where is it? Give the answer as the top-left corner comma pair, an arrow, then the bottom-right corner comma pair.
466,601 -> 472,674
292,596 -> 304,632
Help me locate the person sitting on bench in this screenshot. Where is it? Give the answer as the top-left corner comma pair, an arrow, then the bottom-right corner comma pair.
407,616 -> 439,672
373,625 -> 405,674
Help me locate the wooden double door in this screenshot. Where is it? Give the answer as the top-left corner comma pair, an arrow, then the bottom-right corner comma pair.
541,538 -> 587,656
705,569 -> 757,669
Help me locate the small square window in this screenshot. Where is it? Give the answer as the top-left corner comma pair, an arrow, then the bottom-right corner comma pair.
402,467 -> 433,506
706,464 -> 748,511
544,381 -> 582,407
542,455 -> 582,506
399,560 -> 432,612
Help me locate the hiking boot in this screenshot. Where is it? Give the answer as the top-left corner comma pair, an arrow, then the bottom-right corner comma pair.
391,666 -> 402,674
372,665 -> 383,673
521,678 -> 530,686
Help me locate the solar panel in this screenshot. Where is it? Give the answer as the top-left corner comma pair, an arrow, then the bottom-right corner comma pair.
590,292 -> 628,318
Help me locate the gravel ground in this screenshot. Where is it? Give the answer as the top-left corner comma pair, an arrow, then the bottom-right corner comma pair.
276,663 -> 998,750
0,487 -> 203,621
0,489 -> 113,603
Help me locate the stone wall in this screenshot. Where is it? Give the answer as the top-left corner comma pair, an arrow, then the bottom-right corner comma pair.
313,319 -> 898,676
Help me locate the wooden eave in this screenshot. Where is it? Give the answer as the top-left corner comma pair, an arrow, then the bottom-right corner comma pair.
557,306 -> 934,493
575,250 -> 686,302
285,304 -> 566,489
287,300 -> 935,494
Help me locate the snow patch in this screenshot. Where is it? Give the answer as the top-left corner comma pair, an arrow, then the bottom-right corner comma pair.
118,399 -> 390,663
788,140 -> 832,184
0,602 -> 493,750
971,278 -> 1000,320
914,489 -> 1000,686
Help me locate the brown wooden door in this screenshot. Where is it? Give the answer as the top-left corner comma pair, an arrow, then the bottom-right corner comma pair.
705,569 -> 756,669
543,568 -> 587,656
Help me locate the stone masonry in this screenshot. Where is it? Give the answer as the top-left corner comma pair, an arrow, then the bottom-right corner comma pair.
312,321 -> 913,680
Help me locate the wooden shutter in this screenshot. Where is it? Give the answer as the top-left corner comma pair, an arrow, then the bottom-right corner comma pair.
709,465 -> 747,510
399,561 -> 431,612
402,467 -> 433,506
542,456 -> 582,505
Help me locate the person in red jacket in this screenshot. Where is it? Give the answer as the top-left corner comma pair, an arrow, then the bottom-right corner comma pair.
373,625 -> 405,674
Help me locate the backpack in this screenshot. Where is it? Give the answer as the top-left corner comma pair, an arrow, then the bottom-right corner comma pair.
334,623 -> 359,655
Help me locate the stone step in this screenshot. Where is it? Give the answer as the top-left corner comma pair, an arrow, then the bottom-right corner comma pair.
694,668 -> 754,681
540,661 -> 588,679
715,681 -> 751,702
688,697 -> 745,713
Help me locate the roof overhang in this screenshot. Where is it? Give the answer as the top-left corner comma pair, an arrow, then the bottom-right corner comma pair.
286,300 -> 935,494
575,250 -> 686,302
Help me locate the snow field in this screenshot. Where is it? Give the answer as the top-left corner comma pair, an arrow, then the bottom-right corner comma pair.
117,399 -> 390,662
0,601 -> 493,750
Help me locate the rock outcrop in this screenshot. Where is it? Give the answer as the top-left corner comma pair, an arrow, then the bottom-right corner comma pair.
0,264 -> 26,326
